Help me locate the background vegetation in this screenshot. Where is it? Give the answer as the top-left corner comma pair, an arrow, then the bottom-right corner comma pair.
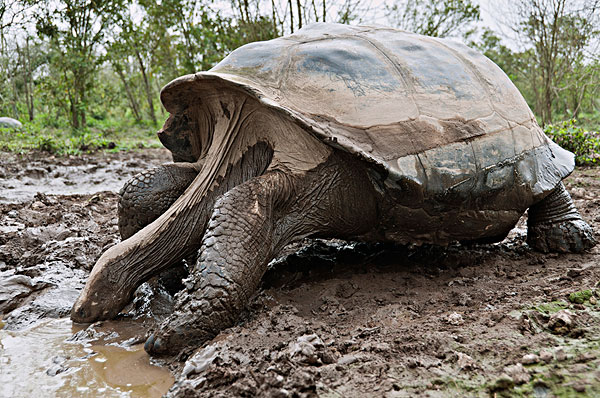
0,0 -> 598,158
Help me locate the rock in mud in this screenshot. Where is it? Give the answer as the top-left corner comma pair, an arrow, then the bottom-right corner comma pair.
447,312 -> 464,325
521,353 -> 539,365
539,350 -> 553,363
547,309 -> 575,335
503,363 -> 530,385
555,348 -> 568,362
456,352 -> 477,370
335,281 -> 359,299
0,117 -> 22,129
573,382 -> 587,393
182,344 -> 221,378
489,375 -> 515,392
456,293 -> 472,306
0,272 -> 51,314
289,333 -> 335,365
337,354 -> 361,366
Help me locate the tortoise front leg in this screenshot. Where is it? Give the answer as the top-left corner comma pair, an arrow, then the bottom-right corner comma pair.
527,182 -> 596,252
145,153 -> 379,355
144,171 -> 290,354
118,162 -> 201,239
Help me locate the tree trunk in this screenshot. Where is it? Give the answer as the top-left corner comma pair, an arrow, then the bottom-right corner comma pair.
24,38 -> 34,121
312,0 -> 319,21
289,0 -> 294,33
134,48 -> 157,125
67,70 -> 82,129
271,0 -> 278,34
115,65 -> 142,121
10,67 -> 18,118
71,101 -> 79,129
242,0 -> 250,23
296,0 -> 302,29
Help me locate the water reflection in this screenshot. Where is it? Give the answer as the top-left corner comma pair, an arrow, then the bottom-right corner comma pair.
0,318 -> 173,397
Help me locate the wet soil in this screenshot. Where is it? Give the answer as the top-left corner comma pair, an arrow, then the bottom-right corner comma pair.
1,149 -> 600,397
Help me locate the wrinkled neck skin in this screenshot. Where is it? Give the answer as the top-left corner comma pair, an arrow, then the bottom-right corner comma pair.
71,90 -> 331,322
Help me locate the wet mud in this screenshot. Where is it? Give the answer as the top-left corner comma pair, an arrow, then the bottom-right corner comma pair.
0,149 -> 175,397
1,149 -> 600,397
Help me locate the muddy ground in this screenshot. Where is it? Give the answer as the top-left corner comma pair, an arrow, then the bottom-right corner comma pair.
1,148 -> 599,397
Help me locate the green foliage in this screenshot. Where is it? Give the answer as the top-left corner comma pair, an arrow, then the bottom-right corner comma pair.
531,300 -> 569,315
545,120 -> 600,166
0,112 -> 160,155
34,0 -> 126,129
568,289 -> 594,304
501,0 -> 600,125
1,0 -> 599,159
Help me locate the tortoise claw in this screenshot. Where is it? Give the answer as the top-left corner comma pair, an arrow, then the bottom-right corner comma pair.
144,334 -> 164,355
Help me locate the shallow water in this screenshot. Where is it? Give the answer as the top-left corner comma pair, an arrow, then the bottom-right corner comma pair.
0,318 -> 174,398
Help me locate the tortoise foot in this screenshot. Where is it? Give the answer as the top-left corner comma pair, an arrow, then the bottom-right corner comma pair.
118,163 -> 199,240
144,316 -> 214,356
527,182 -> 596,253
527,219 -> 596,253
144,290 -> 221,356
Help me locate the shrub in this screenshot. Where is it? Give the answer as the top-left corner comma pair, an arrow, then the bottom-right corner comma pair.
544,120 -> 600,166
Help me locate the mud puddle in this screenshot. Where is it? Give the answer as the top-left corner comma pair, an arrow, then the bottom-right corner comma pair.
0,149 -> 170,204
0,318 -> 174,397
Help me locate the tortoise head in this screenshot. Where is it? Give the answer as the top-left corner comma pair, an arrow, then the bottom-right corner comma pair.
158,75 -> 216,163
158,113 -> 197,163
158,107 -> 214,163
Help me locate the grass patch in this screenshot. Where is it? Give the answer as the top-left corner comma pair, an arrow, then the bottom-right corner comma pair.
531,300 -> 570,315
0,123 -> 161,155
568,289 -> 594,304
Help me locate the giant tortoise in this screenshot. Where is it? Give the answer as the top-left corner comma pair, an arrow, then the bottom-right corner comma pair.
71,23 -> 596,355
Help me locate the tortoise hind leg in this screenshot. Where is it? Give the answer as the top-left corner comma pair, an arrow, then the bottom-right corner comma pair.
527,182 -> 596,253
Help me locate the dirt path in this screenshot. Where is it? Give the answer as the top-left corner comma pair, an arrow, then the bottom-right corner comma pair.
1,149 -> 599,397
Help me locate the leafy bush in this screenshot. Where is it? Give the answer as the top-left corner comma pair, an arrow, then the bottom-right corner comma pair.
544,120 -> 600,166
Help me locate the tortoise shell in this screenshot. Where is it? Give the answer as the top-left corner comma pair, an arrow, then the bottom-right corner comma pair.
160,23 -> 573,202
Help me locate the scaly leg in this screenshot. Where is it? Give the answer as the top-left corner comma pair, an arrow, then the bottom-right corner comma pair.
118,163 -> 200,239
527,182 -> 596,253
145,153 -> 378,355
